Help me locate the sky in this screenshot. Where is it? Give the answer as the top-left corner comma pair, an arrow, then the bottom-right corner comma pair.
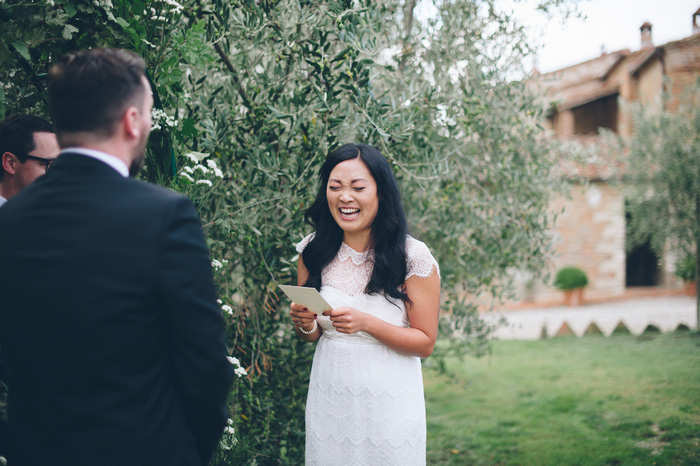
501,0 -> 700,73
414,1 -> 700,73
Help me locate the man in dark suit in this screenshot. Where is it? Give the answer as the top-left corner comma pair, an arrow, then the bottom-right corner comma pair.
0,114 -> 60,459
0,48 -> 234,466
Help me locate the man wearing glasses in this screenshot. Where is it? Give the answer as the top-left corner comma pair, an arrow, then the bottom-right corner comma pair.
0,114 -> 59,206
0,113 -> 58,457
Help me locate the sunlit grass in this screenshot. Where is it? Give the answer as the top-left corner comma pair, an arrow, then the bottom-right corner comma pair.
425,331 -> 700,465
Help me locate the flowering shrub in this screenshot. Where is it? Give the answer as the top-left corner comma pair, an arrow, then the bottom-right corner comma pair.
150,108 -> 177,131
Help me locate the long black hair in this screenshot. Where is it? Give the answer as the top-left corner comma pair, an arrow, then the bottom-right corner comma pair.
302,143 -> 410,304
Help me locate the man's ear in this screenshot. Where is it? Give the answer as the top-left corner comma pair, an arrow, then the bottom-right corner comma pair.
2,152 -> 17,175
123,106 -> 140,139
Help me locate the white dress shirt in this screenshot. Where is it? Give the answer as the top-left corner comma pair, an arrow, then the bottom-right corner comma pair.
61,147 -> 129,178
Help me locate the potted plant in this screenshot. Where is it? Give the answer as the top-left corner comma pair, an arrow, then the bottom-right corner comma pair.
674,255 -> 697,296
554,266 -> 589,306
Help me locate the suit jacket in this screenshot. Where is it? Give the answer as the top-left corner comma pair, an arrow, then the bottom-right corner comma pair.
0,153 -> 234,466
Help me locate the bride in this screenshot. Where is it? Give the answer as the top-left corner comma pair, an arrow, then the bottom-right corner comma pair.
289,143 -> 440,465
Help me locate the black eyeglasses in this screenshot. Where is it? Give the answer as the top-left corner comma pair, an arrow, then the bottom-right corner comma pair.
21,154 -> 55,174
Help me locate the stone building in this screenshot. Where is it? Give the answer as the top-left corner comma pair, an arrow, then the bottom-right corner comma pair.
520,8 -> 700,305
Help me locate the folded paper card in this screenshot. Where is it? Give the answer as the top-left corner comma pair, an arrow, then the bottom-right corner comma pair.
278,285 -> 333,314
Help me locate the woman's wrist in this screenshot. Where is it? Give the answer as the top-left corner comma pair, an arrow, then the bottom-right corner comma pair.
298,320 -> 318,335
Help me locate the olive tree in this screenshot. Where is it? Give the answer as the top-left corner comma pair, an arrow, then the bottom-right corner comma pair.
611,84 -> 700,331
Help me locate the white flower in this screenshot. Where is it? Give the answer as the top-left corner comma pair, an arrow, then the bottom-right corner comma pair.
151,108 -> 177,130
94,0 -> 113,8
194,164 -> 209,174
225,426 -> 235,434
211,259 -> 228,270
222,305 -> 233,315
154,0 -> 184,14
183,166 -> 194,174
195,179 -> 212,187
227,419 -> 233,425
226,356 -> 247,377
213,167 -> 224,179
184,152 -> 201,164
216,299 -> 223,305
179,172 -> 194,182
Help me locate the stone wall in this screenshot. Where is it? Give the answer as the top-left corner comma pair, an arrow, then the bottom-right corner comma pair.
635,59 -> 663,107
665,35 -> 700,111
514,181 -> 626,304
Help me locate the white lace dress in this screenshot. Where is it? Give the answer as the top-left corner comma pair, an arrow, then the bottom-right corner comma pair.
296,234 -> 439,466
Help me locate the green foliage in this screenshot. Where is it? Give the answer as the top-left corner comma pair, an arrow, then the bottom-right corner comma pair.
553,266 -> 588,290
674,255 -> 697,282
1,0 -> 567,462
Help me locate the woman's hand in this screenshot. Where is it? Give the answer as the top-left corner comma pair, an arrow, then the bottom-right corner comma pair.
323,306 -> 370,334
289,301 -> 317,333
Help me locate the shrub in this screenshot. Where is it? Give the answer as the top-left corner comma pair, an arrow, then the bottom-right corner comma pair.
553,266 -> 589,291
674,255 -> 697,282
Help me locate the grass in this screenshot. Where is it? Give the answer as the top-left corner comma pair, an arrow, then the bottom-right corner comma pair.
425,331 -> 700,465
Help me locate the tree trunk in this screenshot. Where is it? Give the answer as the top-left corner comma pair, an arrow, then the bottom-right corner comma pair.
398,0 -> 417,72
696,194 -> 700,331
695,243 -> 699,330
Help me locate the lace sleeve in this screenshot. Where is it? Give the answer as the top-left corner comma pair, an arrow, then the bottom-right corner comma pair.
405,237 -> 440,280
296,232 -> 316,254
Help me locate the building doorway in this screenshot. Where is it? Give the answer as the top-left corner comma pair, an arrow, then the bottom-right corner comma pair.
625,205 -> 661,287
626,240 -> 661,287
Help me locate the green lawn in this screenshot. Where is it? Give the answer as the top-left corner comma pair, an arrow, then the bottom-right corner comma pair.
425,331 -> 700,465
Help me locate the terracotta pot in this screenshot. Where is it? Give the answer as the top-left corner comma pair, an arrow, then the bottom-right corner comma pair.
563,288 -> 584,306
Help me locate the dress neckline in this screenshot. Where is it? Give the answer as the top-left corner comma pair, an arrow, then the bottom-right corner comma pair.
341,241 -> 372,254
338,241 -> 374,265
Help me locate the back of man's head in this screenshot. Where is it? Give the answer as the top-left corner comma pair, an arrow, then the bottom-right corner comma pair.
0,114 -> 54,181
48,48 -> 147,144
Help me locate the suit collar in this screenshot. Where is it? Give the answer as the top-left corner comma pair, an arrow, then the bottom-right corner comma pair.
59,148 -> 129,177
50,152 -> 128,179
